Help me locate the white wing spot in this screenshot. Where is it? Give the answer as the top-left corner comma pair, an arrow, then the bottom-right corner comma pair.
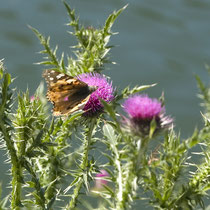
56,74 -> 65,79
50,77 -> 54,81
66,79 -> 74,83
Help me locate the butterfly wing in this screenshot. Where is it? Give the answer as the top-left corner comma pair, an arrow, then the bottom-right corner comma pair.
43,70 -> 93,116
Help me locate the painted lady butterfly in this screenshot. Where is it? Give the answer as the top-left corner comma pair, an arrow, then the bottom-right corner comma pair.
43,70 -> 96,116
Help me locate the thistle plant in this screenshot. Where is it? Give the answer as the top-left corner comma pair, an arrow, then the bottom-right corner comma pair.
0,1 -> 209,210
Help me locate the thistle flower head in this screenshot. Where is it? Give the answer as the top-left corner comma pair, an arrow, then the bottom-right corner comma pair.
124,94 -> 162,120
123,94 -> 173,137
30,95 -> 39,102
94,170 -> 109,189
77,73 -> 114,117
30,95 -> 35,102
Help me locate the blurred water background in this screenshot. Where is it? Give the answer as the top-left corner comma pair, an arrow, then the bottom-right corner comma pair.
0,0 -> 210,208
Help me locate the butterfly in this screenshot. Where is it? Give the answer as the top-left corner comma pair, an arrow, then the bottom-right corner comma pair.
43,70 -> 97,116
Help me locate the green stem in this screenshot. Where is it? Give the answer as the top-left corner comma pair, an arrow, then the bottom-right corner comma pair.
0,122 -> 21,209
0,72 -> 22,209
116,156 -> 123,209
116,137 -> 150,210
116,157 -> 134,210
111,139 -> 124,209
66,119 -> 96,209
23,159 -> 46,209
137,137 -> 149,167
11,164 -> 22,210
68,178 -> 83,210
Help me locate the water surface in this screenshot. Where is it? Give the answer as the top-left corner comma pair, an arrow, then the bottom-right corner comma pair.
0,0 -> 210,208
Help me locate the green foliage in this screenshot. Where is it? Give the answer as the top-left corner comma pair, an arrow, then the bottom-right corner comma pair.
0,2 -> 209,210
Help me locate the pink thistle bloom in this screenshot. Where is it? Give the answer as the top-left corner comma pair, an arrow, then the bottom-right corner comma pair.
95,170 -> 109,189
124,94 -> 162,120
123,94 -> 173,136
30,95 -> 35,101
77,73 -> 114,117
30,95 -> 39,102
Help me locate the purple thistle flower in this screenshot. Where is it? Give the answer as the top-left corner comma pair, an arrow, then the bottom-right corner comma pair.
124,95 -> 162,120
30,95 -> 35,102
94,170 -> 109,189
30,95 -> 39,102
123,94 -> 173,136
77,73 -> 114,117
